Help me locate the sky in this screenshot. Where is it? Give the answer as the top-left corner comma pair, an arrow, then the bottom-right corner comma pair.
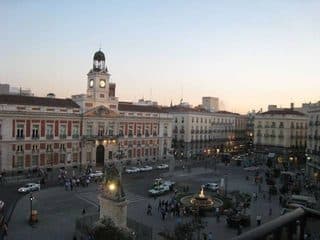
1,1 -> 320,113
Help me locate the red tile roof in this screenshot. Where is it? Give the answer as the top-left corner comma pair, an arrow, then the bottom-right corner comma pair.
0,94 -> 79,108
260,109 -> 305,116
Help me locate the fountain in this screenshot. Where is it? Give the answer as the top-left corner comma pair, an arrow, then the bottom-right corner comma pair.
180,187 -> 223,211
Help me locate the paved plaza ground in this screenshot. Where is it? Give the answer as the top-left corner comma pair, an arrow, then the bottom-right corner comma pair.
5,163 -> 297,240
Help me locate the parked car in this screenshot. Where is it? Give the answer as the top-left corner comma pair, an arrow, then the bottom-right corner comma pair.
202,183 -> 219,192
139,166 -> 153,172
18,183 -> 40,193
157,164 -> 169,169
125,167 -> 140,174
89,171 -> 103,178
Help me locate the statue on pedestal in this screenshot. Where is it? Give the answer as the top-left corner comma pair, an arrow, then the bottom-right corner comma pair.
99,164 -> 128,228
100,164 -> 125,202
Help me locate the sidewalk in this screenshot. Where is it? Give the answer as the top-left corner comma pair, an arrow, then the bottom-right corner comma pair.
8,186 -> 98,240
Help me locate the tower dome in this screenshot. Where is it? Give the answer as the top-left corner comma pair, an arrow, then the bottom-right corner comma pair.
93,49 -> 106,71
93,50 -> 105,61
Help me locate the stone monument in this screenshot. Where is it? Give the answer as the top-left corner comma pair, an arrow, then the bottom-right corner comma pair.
98,165 -> 128,228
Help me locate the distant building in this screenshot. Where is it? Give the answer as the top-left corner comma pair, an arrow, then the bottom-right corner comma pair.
0,83 -> 34,96
254,106 -> 308,167
305,101 -> 320,183
202,97 -> 219,112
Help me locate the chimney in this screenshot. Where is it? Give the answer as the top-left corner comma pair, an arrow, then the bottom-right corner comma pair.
290,103 -> 294,110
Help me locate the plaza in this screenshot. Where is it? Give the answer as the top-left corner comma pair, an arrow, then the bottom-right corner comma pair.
5,162 -> 288,240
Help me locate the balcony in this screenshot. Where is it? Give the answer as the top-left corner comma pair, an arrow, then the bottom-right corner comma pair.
278,135 -> 284,139
153,132 -> 157,137
72,134 -> 79,139
60,134 -> 67,139
137,133 -> 142,137
16,135 -> 25,140
309,121 -> 314,126
270,134 -> 276,138
264,125 -> 270,128
316,121 -> 320,126
180,129 -> 185,134
31,135 -> 39,140
191,130 -> 195,134
163,133 -> 168,137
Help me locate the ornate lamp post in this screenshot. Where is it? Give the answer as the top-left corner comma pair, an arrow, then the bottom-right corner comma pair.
29,192 -> 34,224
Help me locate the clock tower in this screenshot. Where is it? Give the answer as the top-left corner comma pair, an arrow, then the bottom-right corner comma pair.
83,50 -> 118,112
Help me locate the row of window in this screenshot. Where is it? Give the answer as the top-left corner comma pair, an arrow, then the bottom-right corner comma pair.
14,152 -> 78,169
256,121 -> 307,129
174,117 -> 235,125
15,124 -> 79,139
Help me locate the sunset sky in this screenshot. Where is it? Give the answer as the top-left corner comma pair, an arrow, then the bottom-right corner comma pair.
1,1 -> 320,113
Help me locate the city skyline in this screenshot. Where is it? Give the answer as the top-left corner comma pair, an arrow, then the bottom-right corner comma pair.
1,1 -> 320,113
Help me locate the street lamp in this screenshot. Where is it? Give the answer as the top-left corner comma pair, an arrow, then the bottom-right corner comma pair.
29,193 -> 34,223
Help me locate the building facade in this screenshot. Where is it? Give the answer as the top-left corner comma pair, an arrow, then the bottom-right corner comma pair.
169,106 -> 248,161
0,50 -> 172,172
254,109 -> 308,167
306,102 -> 320,182
0,95 -> 81,172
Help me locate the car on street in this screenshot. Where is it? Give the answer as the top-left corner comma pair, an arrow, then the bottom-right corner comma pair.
18,183 -> 41,193
148,185 -> 170,196
139,165 -> 153,171
157,164 -> 169,169
89,171 -> 103,178
125,167 -> 140,174
201,183 -> 219,192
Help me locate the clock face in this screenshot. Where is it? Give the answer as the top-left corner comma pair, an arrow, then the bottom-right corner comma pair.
89,79 -> 94,87
99,79 -> 106,88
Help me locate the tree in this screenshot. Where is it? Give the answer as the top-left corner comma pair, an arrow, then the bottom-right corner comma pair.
90,217 -> 134,240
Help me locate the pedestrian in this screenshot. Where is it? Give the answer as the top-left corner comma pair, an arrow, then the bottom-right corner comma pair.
208,232 -> 213,240
82,208 -> 86,215
161,208 -> 166,221
237,224 -> 242,235
256,214 -> 261,226
202,232 -> 208,240
215,207 -> 220,222
269,207 -> 272,216
147,204 -> 152,216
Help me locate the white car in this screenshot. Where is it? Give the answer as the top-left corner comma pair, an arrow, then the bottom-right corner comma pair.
139,166 -> 153,172
162,180 -> 175,188
148,185 -> 170,196
89,171 -> 103,178
125,167 -> 140,174
18,183 -> 40,193
157,164 -> 169,169
202,183 -> 219,192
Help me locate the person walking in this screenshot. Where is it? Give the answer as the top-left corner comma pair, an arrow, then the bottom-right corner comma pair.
269,207 -> 272,216
256,214 -> 262,226
208,232 -> 213,240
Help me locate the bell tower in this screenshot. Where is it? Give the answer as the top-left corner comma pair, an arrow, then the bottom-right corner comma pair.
87,49 -> 111,102
72,49 -> 118,113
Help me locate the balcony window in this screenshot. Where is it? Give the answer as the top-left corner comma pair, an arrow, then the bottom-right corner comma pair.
31,155 -> 39,166
32,125 -> 39,139
86,125 -> 93,137
60,125 -> 66,138
16,124 -> 24,139
72,125 -> 79,139
46,125 -> 53,139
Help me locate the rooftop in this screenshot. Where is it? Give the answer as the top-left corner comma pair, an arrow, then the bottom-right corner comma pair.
0,94 -> 79,108
259,109 -> 305,116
